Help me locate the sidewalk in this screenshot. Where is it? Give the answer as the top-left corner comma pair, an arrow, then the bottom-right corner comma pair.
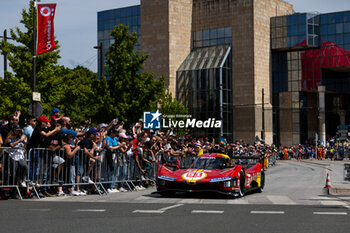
302,159 -> 350,195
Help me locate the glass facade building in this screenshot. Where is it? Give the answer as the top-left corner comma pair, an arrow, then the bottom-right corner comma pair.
272,11 -> 350,145
176,45 -> 233,138
176,27 -> 233,138
97,5 -> 141,77
98,1 -> 349,145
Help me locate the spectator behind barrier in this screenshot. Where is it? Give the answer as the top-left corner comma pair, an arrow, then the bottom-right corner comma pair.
5,125 -> 32,198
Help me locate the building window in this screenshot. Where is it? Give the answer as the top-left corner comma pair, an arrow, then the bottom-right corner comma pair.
192,27 -> 232,49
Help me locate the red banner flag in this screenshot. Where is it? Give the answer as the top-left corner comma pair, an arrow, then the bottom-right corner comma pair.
36,3 -> 57,55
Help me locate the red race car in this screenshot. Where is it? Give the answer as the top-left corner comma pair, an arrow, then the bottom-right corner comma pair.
156,153 -> 265,197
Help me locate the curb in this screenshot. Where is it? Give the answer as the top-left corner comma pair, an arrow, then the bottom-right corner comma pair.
328,187 -> 350,196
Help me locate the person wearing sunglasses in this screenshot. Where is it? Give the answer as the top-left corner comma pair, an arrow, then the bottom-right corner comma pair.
23,116 -> 37,141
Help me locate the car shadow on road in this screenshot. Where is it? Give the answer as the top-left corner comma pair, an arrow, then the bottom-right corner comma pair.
144,190 -> 256,200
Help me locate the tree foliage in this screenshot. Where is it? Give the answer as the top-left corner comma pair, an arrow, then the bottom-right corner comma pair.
0,3 -> 187,128
159,90 -> 189,136
104,24 -> 165,123
0,1 -> 98,124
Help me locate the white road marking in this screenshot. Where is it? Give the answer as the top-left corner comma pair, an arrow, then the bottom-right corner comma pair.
133,210 -> 164,214
313,212 -> 348,215
135,196 -> 152,201
179,199 -> 202,204
158,204 -> 184,211
75,209 -> 106,212
311,196 -> 332,200
133,204 -> 183,214
266,195 -> 296,205
250,211 -> 285,214
191,210 -> 224,214
320,200 -> 348,206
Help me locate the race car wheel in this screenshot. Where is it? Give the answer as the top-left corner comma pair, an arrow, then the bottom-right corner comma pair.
238,171 -> 245,197
257,171 -> 265,193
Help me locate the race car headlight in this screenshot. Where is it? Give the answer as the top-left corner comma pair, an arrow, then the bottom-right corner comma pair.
224,178 -> 237,188
232,178 -> 237,187
224,181 -> 231,188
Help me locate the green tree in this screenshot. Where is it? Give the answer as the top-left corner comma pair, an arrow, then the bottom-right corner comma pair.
0,0 -> 61,119
0,1 -> 99,125
0,73 -> 32,119
159,90 -> 189,136
104,24 -> 165,123
51,66 -> 99,125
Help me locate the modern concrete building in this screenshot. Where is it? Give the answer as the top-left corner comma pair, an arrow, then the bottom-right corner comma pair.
271,11 -> 350,145
97,0 -> 350,145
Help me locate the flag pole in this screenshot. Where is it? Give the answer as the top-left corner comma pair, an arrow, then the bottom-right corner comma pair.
32,0 -> 38,116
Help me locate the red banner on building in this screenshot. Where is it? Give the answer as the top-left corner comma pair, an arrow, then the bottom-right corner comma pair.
36,3 -> 57,55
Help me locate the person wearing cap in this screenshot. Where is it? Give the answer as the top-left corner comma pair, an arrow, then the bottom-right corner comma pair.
50,108 -> 63,127
27,116 -> 61,150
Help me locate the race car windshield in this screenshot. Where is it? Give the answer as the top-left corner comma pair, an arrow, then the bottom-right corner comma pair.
192,157 -> 230,169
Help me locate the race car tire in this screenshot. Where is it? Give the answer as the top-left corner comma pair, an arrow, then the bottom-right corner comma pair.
238,171 -> 245,197
257,171 -> 265,193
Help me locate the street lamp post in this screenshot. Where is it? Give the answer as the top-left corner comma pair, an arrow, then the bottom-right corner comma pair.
0,29 -> 13,81
94,42 -> 103,79
32,0 -> 39,116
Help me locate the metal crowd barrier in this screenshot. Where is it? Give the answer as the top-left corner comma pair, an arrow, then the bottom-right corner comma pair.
1,146 -> 281,200
268,154 -> 277,166
0,147 -> 29,200
1,147 -> 158,200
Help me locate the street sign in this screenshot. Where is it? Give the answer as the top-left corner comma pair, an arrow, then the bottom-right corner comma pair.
28,102 -> 43,118
320,140 -> 324,146
32,92 -> 41,101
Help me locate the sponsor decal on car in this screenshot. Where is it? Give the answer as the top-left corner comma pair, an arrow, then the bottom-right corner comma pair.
182,170 -> 207,181
158,175 -> 175,181
209,176 -> 231,182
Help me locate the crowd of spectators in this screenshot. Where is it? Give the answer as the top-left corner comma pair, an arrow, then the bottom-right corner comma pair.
277,141 -> 350,161
0,109 -> 349,200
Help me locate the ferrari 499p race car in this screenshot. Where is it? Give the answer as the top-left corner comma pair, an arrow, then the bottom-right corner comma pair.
156,153 -> 265,197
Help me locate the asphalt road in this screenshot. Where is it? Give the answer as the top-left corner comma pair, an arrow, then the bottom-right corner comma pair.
0,201 -> 349,233
1,160 -> 350,233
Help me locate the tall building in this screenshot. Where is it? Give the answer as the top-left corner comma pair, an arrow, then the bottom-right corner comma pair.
97,0 -> 350,145
271,11 -> 350,145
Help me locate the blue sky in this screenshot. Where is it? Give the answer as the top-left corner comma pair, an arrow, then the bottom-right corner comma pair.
0,0 -> 349,73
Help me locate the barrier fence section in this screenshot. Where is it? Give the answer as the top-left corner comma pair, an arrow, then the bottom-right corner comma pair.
0,147 -> 28,200
1,147 -> 158,200
1,148 -> 276,200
